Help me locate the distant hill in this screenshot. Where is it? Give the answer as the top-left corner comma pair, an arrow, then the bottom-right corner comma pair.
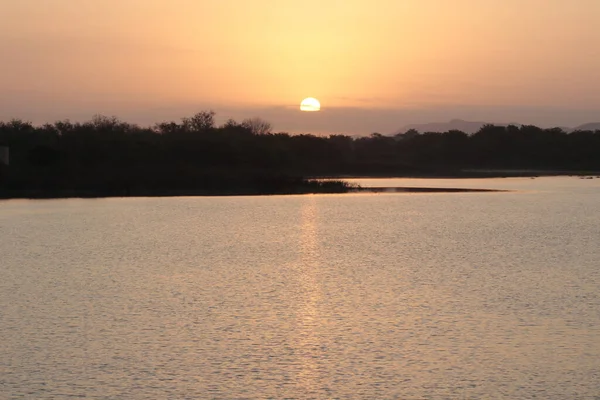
395,119 -> 515,135
395,119 -> 600,135
573,122 -> 600,131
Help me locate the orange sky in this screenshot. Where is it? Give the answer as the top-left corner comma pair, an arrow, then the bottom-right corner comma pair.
1,0 -> 599,133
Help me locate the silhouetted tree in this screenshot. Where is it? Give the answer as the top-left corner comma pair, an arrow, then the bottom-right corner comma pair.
241,117 -> 272,135
395,128 -> 420,140
181,111 -> 215,132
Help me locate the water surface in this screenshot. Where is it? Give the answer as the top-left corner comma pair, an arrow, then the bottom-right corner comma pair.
1,177 -> 599,398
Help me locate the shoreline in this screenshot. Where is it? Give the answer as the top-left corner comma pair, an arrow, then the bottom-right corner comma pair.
1,186 -> 508,200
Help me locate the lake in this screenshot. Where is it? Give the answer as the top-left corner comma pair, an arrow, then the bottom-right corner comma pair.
1,177 -> 599,399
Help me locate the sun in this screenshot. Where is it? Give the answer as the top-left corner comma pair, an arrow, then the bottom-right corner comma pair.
300,97 -> 321,112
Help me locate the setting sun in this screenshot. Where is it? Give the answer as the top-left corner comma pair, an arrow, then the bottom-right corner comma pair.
300,98 -> 321,112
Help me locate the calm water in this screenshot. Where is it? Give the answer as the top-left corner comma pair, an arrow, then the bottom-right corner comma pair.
1,177 -> 600,399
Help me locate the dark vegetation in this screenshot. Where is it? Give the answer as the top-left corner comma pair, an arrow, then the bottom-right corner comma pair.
1,111 -> 599,198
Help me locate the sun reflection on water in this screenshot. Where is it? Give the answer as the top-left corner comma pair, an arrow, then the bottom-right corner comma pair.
294,197 -> 327,394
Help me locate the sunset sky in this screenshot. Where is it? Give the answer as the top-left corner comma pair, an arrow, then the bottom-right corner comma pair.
1,0 -> 599,134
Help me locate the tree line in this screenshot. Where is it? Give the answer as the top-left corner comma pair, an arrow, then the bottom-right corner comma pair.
1,111 -> 599,197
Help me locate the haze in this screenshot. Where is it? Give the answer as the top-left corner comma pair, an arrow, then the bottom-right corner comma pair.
1,0 -> 599,134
